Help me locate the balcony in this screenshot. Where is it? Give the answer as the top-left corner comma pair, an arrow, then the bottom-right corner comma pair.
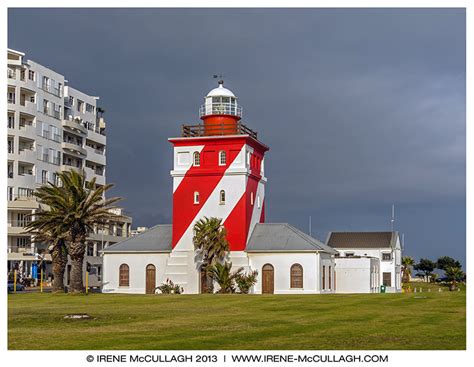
18,148 -> 36,163
60,163 -> 82,173
62,142 -> 87,157
181,122 -> 258,140
62,118 -> 87,135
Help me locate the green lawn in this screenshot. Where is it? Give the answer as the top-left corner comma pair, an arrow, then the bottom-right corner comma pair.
8,290 -> 465,350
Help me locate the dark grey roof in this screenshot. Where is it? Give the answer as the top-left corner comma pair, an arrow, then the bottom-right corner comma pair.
326,231 -> 399,249
101,225 -> 172,253
246,223 -> 338,254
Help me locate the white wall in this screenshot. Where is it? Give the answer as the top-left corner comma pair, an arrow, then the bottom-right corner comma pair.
248,252 -> 334,294
102,253 -> 170,294
334,246 -> 402,292
335,257 -> 380,293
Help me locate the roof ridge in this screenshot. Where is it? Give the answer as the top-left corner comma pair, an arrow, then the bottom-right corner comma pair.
283,223 -> 322,251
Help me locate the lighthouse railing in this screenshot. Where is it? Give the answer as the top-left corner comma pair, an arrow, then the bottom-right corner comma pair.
181,122 -> 257,140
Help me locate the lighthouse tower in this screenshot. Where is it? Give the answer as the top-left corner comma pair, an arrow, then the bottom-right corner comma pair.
167,80 -> 269,292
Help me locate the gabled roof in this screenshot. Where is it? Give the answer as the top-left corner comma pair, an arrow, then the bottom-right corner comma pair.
326,231 -> 399,249
101,225 -> 172,253
246,223 -> 338,254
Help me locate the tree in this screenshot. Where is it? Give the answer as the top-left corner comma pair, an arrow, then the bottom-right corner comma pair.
444,266 -> 464,291
401,256 -> 415,283
436,256 -> 462,272
413,258 -> 436,282
28,170 -> 122,293
26,225 -> 68,292
207,262 -> 243,294
193,217 -> 230,292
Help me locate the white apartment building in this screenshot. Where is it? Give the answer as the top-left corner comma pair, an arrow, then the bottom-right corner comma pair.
7,48 -> 132,285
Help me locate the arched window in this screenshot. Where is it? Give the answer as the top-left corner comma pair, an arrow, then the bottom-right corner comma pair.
194,191 -> 200,204
119,264 -> 129,287
219,190 -> 226,204
219,150 -> 227,166
290,263 -> 303,288
193,151 -> 200,166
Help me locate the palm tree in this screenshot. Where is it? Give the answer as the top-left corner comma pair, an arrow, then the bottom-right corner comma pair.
193,217 -> 230,292
26,225 -> 68,292
401,256 -> 415,283
207,262 -> 243,294
28,170 -> 122,293
445,266 -> 464,291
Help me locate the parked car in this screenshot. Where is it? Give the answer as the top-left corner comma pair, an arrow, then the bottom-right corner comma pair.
7,281 -> 25,292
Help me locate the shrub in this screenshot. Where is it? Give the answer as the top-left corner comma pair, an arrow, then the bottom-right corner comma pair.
235,270 -> 258,294
156,278 -> 184,294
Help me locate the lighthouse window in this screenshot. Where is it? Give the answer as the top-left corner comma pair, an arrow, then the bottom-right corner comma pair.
219,150 -> 226,166
219,190 -> 226,204
193,152 -> 200,166
194,191 -> 200,204
257,195 -> 261,209
250,192 -> 254,206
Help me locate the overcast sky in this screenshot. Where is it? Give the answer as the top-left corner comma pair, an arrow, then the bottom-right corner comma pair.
8,8 -> 466,266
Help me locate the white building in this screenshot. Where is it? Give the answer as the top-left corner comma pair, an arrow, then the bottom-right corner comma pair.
7,48 -> 132,284
327,232 -> 402,293
101,80 -> 394,295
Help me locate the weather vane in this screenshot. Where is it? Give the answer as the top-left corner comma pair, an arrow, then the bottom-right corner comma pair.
213,74 -> 225,85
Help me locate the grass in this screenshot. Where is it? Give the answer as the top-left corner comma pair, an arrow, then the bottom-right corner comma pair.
8,288 -> 465,350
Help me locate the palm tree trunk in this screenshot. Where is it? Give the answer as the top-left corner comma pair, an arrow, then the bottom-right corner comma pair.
68,240 -> 86,293
50,242 -> 67,292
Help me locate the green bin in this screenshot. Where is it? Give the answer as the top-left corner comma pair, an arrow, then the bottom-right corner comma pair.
380,285 -> 386,293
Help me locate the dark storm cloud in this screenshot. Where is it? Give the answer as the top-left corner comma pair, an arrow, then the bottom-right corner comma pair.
8,8 -> 466,265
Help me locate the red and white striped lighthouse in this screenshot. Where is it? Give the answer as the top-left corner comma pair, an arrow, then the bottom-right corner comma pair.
169,80 -> 269,252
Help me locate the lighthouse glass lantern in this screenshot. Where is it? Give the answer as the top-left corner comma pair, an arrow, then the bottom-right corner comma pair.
198,80 -> 243,135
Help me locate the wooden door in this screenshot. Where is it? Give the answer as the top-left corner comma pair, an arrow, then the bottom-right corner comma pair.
145,264 -> 156,294
262,264 -> 274,294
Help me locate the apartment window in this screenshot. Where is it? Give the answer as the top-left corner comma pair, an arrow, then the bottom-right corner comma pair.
7,187 -> 14,201
193,152 -> 200,166
41,170 -> 48,184
345,252 -> 355,257
20,69 -> 25,81
7,68 -> 15,79
8,163 -> 13,178
219,190 -> 226,205
86,103 -> 95,114
219,150 -> 226,166
322,265 -> 326,290
17,213 -> 30,227
67,96 -> 74,107
8,115 -> 15,129
382,253 -> 392,261
77,100 -> 84,113
194,191 -> 200,204
42,76 -> 49,90
18,187 -> 33,198
8,91 -> 15,104
8,139 -> 14,154
16,237 -> 30,249
28,70 -> 35,81
119,264 -> 129,286
290,264 -> 303,288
